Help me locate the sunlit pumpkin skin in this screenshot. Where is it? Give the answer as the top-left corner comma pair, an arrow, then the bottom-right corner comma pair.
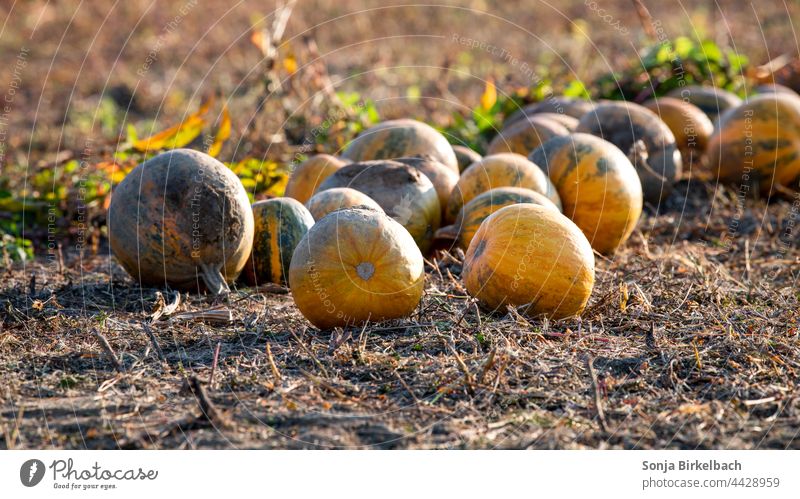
503,98 -> 596,128
666,85 -> 742,123
643,97 -> 714,166
486,116 -> 570,156
395,156 -> 459,219
704,93 -> 800,195
446,153 -> 560,224
109,148 -> 254,295
284,154 -> 348,204
305,187 -> 383,220
243,198 -> 314,286
342,119 -> 459,172
529,134 -> 643,254
289,207 -> 425,330
437,187 -> 558,250
452,145 -> 482,172
462,204 -> 595,320
316,160 -> 441,253
576,101 -> 682,205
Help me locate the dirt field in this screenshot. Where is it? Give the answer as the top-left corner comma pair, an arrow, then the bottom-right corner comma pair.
2,1 -> 800,449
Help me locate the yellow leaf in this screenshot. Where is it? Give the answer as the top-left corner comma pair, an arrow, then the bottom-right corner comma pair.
283,53 -> 298,75
250,29 -> 268,56
133,96 -> 215,152
208,103 -> 231,157
480,78 -> 497,111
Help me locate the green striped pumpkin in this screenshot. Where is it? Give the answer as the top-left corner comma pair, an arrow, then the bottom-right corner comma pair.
243,198 -> 314,286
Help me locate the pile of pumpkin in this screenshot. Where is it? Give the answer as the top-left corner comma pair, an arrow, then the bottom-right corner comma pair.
108,84 -> 800,329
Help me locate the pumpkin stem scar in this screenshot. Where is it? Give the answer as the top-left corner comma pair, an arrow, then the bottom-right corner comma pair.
356,262 -> 375,280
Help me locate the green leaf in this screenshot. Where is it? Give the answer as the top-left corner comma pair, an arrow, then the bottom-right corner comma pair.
563,79 -> 590,99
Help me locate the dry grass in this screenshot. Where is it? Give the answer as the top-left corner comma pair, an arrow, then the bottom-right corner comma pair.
2,1 -> 800,449
2,179 -> 799,449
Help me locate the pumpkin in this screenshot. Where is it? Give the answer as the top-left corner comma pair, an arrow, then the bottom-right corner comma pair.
446,153 -> 560,224
530,134 -> 643,254
531,112 -> 580,131
316,160 -> 441,253
642,97 -> 713,166
305,187 -> 383,220
342,119 -> 459,172
289,207 -> 425,330
666,85 -> 742,122
503,97 -> 596,128
242,198 -> 314,286
435,186 -> 558,250
486,116 -> 569,156
395,156 -> 459,219
462,204 -> 595,319
452,145 -> 482,172
576,101 -> 682,205
753,83 -> 797,96
284,154 -> 348,204
704,93 -> 800,195
108,148 -> 254,295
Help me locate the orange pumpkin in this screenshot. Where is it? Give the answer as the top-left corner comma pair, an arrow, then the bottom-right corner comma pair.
753,83 -> 797,96
576,101 -> 682,205
532,112 -> 580,131
530,134 -> 642,254
503,98 -> 596,128
446,153 -> 560,224
317,160 -> 441,253
342,119 -> 459,172
395,156 -> 459,219
642,97 -> 713,168
289,207 -> 425,329
108,149 -> 254,295
462,204 -> 595,319
704,93 -> 800,195
284,154 -> 348,204
435,186 -> 558,250
666,85 -> 742,123
243,198 -> 314,286
452,145 -> 482,172
486,116 -> 569,156
305,187 -> 383,220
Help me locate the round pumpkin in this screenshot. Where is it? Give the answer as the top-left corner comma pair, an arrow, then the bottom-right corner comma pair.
284,154 -> 348,204
704,93 -> 800,195
486,116 -> 569,156
289,207 -> 425,330
531,112 -> 580,131
436,186 -> 558,250
305,187 -> 383,220
576,101 -> 682,205
753,83 -> 797,96
395,156 -> 459,219
530,134 -> 642,254
462,204 -> 595,319
243,198 -> 314,286
446,153 -> 560,224
452,145 -> 482,172
642,97 -> 714,166
666,85 -> 742,123
316,160 -> 441,253
503,98 -> 596,128
342,119 -> 458,172
108,148 -> 254,295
